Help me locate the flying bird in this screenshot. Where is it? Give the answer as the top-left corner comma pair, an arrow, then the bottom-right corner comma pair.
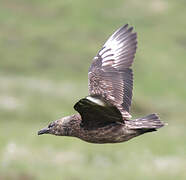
38,24 -> 164,143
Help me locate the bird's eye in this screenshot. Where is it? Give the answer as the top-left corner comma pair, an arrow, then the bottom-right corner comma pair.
48,122 -> 55,128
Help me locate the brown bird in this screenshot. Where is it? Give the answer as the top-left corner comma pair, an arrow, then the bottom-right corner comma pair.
38,24 -> 164,144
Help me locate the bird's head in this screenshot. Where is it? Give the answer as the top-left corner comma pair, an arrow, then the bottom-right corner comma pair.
38,116 -> 73,136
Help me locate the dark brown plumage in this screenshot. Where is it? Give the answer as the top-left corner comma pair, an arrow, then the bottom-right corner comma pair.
38,24 -> 165,144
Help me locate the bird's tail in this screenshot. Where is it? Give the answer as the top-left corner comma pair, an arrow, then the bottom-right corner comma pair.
126,114 -> 165,132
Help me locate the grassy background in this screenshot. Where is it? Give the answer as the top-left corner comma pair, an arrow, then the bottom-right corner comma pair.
0,0 -> 186,179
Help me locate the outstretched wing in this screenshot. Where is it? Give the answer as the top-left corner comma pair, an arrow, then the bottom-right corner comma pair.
88,24 -> 137,118
74,95 -> 123,129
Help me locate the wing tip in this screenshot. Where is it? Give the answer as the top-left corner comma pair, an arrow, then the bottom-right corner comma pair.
119,23 -> 136,35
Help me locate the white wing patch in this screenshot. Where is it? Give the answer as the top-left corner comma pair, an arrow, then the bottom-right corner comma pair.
86,96 -> 106,106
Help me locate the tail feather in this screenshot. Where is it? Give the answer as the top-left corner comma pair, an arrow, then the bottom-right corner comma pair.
126,113 -> 165,130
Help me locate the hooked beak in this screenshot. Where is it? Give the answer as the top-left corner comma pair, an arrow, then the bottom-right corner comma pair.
38,127 -> 50,135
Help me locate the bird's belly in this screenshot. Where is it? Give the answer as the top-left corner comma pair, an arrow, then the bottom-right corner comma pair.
77,125 -> 136,144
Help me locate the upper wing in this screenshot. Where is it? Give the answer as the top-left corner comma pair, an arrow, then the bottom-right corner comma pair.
74,95 -> 123,129
88,24 -> 137,118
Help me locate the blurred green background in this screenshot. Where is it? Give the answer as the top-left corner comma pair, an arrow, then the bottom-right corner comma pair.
0,0 -> 186,179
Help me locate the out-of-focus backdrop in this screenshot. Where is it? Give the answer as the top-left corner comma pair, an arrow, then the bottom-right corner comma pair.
0,0 -> 186,179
